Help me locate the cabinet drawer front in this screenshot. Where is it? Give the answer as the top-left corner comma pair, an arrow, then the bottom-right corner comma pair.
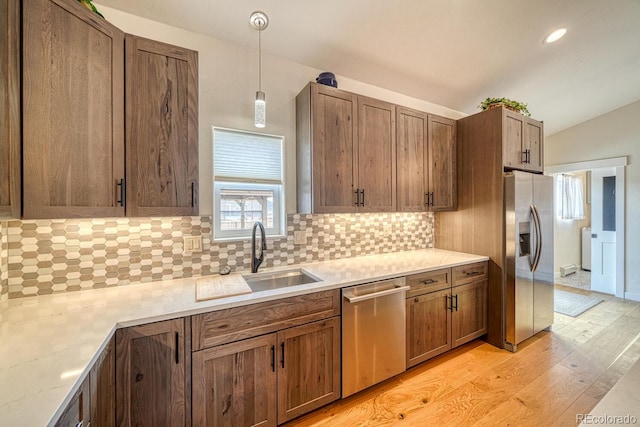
192,290 -> 340,350
406,268 -> 450,297
452,262 -> 488,286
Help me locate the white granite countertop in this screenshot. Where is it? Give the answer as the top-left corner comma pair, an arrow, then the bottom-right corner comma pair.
0,248 -> 487,427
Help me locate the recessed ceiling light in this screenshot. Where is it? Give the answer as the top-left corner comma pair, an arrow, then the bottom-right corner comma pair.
544,28 -> 567,44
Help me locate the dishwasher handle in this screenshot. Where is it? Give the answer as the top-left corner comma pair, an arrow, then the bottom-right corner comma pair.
343,285 -> 410,303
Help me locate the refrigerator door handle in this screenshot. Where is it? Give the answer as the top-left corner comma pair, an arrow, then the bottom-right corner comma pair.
531,204 -> 543,272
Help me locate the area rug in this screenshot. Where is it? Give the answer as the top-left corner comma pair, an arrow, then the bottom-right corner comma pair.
554,289 -> 603,317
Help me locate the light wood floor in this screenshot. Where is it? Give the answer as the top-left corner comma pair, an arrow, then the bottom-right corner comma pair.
285,285 -> 640,427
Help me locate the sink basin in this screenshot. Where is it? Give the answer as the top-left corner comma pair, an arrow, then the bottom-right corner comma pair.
243,268 -> 321,292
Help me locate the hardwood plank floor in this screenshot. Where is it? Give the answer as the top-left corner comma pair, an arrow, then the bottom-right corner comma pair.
284,286 -> 640,427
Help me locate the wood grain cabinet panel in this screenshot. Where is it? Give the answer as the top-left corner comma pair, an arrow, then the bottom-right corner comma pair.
116,319 -> 186,427
0,0 -> 20,219
406,288 -> 452,367
22,0 -> 125,219
357,96 -> 396,212
502,109 -> 544,173
297,83 -> 358,213
277,317 -> 341,424
91,336 -> 116,426
406,262 -> 488,367
396,107 -> 456,212
125,35 -> 199,216
192,334 -> 277,427
452,279 -> 488,347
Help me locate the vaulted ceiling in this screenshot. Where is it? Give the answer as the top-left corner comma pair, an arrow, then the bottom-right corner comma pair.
96,0 -> 640,135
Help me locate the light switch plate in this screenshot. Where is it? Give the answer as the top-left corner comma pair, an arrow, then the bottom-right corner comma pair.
183,236 -> 202,253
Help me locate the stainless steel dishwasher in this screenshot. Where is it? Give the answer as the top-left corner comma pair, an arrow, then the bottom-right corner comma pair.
342,277 -> 409,397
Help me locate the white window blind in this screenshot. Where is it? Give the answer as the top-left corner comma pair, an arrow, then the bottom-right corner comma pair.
213,127 -> 285,240
213,128 -> 283,183
560,174 -> 585,220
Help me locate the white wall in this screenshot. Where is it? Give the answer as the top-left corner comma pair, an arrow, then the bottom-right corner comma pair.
546,100 -> 640,299
97,5 -> 464,216
553,171 -> 591,274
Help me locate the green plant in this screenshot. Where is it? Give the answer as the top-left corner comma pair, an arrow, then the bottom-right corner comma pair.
479,97 -> 530,116
77,0 -> 104,18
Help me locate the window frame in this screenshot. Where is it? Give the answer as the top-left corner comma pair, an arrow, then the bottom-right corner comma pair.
212,126 -> 286,241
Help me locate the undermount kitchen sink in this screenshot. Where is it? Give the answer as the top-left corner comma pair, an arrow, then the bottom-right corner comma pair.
243,268 -> 321,292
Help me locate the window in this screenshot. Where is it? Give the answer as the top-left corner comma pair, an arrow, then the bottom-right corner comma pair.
213,127 -> 284,240
557,173 -> 585,220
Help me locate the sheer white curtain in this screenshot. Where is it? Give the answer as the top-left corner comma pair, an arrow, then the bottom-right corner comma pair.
559,174 -> 585,220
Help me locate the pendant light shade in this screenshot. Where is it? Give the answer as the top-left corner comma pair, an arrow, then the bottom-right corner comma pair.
255,90 -> 266,128
250,11 -> 269,128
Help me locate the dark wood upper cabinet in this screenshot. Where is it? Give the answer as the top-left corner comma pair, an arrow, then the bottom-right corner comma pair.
396,107 -> 457,212
502,109 -> 543,173
428,114 -> 457,211
357,96 -> 396,212
297,82 -> 358,213
116,318 -> 186,427
0,0 -> 21,219
22,0 -> 125,219
125,35 -> 199,217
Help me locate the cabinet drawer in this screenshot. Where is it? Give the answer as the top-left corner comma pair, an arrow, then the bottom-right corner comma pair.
192,290 -> 340,350
406,268 -> 450,297
452,262 -> 488,286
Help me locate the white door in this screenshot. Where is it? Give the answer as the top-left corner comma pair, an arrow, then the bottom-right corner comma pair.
591,168 -> 616,294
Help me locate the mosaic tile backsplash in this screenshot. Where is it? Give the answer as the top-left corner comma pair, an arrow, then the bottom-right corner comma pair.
1,221 -> 7,301
4,213 -> 434,298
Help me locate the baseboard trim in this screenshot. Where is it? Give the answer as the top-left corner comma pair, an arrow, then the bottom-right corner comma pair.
624,292 -> 640,302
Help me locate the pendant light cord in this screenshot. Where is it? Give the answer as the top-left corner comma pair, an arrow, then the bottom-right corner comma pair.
258,29 -> 262,92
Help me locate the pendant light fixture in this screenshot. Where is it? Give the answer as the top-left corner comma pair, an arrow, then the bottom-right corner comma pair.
250,11 -> 269,128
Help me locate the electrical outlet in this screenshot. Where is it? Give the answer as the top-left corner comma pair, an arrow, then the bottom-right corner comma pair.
294,231 -> 307,245
183,236 -> 202,253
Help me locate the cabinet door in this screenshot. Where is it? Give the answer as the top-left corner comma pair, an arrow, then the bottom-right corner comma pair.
0,0 -> 20,219
125,35 -> 199,217
357,96 -> 396,212
452,280 -> 488,348
22,0 -> 125,219
91,336 -> 115,427
406,289 -> 452,367
54,375 -> 91,427
116,319 -> 186,427
192,334 -> 277,427
396,107 -> 428,211
277,317 -> 341,424
428,115 -> 457,211
311,84 -> 358,213
502,109 -> 526,171
524,118 -> 543,172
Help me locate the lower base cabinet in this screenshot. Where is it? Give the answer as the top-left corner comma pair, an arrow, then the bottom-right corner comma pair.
407,263 -> 488,368
192,317 -> 341,426
115,318 -> 186,427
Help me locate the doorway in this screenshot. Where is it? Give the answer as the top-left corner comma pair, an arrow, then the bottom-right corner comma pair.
546,157 -> 626,298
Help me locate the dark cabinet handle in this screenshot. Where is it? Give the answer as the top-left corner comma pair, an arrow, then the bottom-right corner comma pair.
446,295 -> 452,311
430,192 -> 434,207
116,178 -> 125,206
270,345 -> 275,372
453,294 -> 459,311
422,279 -> 437,285
361,189 -> 365,206
464,271 -> 480,276
191,182 -> 195,207
280,342 -> 285,368
414,297 -> 419,303
354,189 -> 360,206
425,193 -> 430,206
175,331 -> 179,364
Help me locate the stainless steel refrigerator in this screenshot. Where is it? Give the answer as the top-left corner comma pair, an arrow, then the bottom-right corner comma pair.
503,171 -> 554,351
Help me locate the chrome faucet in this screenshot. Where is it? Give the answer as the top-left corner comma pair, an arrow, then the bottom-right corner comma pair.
251,221 -> 267,273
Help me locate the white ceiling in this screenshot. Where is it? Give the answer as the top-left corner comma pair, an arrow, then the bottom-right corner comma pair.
97,0 -> 640,135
